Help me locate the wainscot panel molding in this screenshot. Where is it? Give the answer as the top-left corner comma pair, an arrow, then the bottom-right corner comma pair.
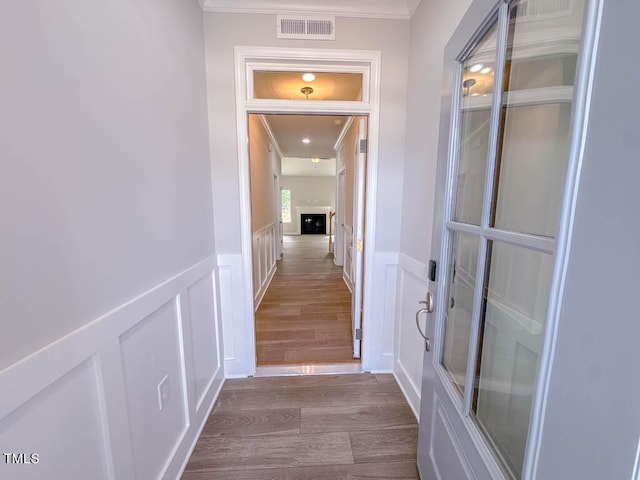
217,253 -> 256,376
252,222 -> 278,310
0,256 -> 225,480
393,253 -> 430,419
363,252 -> 399,373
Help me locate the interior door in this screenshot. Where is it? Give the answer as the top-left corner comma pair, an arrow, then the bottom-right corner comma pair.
335,168 -> 346,266
416,0 -> 596,478
352,117 -> 367,358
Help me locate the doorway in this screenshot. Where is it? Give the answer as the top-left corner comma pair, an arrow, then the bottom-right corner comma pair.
247,113 -> 368,368
234,47 -> 381,375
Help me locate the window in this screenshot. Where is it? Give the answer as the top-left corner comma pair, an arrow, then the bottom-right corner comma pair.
281,189 -> 291,223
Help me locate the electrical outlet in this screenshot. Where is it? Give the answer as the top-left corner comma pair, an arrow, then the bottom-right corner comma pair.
157,375 -> 170,411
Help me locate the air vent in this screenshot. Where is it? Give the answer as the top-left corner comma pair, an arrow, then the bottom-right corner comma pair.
277,15 -> 335,40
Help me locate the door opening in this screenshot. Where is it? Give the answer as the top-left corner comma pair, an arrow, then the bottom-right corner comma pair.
246,113 -> 368,371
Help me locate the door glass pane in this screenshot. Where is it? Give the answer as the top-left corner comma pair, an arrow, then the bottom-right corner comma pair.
441,232 -> 480,396
453,23 -> 498,225
253,71 -> 363,101
492,0 -> 586,237
472,241 -> 554,478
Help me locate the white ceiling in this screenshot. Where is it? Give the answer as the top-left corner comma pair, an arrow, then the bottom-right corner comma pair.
202,0 -> 421,20
281,157 -> 336,176
263,114 -> 348,159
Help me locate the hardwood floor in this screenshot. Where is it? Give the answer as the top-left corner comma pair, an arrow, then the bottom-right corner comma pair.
182,374 -> 419,479
256,235 -> 356,366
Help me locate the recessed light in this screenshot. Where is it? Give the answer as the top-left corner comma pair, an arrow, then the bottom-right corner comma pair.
469,63 -> 483,73
302,73 -> 316,82
302,138 -> 311,144
480,67 -> 492,74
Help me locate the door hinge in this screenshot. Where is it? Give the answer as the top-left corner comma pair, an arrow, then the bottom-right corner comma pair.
355,328 -> 362,340
357,238 -> 364,252
359,139 -> 367,154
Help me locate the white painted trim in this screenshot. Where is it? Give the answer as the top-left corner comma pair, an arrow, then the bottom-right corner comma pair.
255,264 -> 276,311
0,257 -> 215,418
393,365 -> 421,420
203,0 -> 417,20
234,46 -> 382,375
258,115 -> 285,161
0,257 -> 225,480
333,116 -> 355,151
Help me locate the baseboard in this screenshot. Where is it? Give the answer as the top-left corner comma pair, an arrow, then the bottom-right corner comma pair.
394,360 -> 422,421
343,273 -> 353,294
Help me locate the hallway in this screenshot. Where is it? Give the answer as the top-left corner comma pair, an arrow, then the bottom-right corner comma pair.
255,235 -> 356,365
182,373 -> 419,478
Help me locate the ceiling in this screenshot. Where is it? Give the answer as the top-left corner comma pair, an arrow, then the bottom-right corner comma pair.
263,114 -> 348,159
201,0 -> 421,20
281,157 -> 336,176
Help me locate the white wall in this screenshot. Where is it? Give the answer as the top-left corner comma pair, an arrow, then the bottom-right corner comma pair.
204,13 -> 410,374
0,1 -> 224,478
281,176 -> 336,235
394,0 -> 473,416
248,115 -> 279,307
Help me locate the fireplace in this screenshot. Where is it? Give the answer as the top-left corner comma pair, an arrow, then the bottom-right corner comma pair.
301,214 -> 326,235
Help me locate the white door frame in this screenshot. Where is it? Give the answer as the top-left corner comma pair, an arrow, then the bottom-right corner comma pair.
234,46 -> 382,374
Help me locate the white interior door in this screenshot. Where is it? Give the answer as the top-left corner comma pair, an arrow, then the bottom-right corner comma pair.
416,0 -> 600,478
351,118 -> 367,358
335,168 -> 346,266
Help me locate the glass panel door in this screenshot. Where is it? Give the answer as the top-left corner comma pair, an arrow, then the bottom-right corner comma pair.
436,0 -> 587,477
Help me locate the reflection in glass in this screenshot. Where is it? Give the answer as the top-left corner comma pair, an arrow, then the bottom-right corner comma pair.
441,233 -> 480,396
453,23 -> 498,225
492,0 -> 585,237
472,242 -> 554,478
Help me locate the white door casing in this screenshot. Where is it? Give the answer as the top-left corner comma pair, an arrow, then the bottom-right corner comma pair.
417,0 -> 602,479
233,47 -> 381,374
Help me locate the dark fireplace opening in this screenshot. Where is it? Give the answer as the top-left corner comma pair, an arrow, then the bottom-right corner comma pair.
301,214 -> 326,235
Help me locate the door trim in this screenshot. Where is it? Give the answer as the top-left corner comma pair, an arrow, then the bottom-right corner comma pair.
234,46 -> 382,374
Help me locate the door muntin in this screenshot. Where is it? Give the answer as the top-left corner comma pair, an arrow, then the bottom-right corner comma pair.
428,0 -> 590,478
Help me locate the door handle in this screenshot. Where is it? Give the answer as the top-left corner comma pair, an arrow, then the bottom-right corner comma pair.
416,291 -> 434,352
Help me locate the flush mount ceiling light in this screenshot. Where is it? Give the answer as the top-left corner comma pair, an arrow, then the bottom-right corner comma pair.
302,138 -> 311,144
480,67 -> 492,74
311,158 -> 320,163
302,72 -> 316,82
469,63 -> 483,73
300,86 -> 313,100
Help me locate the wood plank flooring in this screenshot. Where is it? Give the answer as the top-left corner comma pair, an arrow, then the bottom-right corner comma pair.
182,373 -> 419,479
256,235 -> 356,365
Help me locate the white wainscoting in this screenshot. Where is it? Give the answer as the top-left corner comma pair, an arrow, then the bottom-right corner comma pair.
363,252 -> 399,373
252,222 -> 278,310
0,257 -> 224,480
394,253 -> 431,419
343,224 -> 354,292
217,253 -> 255,377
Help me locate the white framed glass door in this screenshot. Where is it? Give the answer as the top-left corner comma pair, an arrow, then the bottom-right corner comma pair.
417,0 -> 596,478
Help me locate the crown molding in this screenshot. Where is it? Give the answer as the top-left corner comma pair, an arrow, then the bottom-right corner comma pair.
203,0 -> 421,20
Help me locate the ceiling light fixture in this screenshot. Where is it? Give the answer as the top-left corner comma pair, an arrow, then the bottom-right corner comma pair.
480,67 -> 492,74
302,72 -> 316,82
302,138 -> 311,144
469,63 -> 483,73
300,86 -> 313,100
311,158 -> 320,163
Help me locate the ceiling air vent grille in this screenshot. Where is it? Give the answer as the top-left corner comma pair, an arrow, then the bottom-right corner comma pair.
277,15 -> 335,40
